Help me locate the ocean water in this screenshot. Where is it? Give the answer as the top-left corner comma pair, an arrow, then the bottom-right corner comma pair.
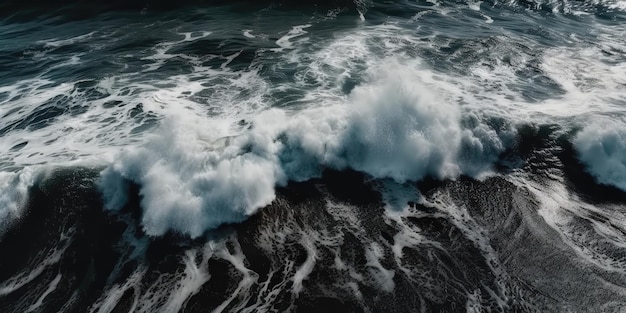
0,0 -> 625,312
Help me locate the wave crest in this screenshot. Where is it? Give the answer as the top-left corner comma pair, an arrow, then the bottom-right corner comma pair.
574,121 -> 626,191
0,168 -> 36,238
100,61 -> 511,237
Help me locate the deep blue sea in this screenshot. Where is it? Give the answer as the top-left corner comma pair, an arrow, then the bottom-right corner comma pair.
0,0 -> 625,312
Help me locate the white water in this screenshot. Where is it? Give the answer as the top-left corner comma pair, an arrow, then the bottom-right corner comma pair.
0,168 -> 36,237
0,7 -> 624,238
98,58 -> 512,237
574,120 -> 626,191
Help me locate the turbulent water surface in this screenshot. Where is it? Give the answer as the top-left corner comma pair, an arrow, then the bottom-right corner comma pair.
1,0 -> 626,312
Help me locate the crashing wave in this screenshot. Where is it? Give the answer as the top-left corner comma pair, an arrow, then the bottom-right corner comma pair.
574,121 -> 626,192
99,60 -> 512,237
0,168 -> 36,238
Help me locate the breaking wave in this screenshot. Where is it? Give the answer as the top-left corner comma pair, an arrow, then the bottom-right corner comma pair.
0,169 -> 36,238
100,60 -> 512,237
574,121 -> 626,192
1,0 -> 626,311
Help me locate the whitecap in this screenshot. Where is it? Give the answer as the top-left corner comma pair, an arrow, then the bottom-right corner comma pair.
100,59 -> 510,237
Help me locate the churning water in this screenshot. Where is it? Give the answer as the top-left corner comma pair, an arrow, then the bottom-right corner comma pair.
0,0 -> 625,312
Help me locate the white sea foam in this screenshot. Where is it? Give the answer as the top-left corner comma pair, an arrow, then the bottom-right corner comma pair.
0,26 -> 268,174
607,0 -> 626,10
336,68 -> 461,181
574,120 -> 626,191
1,11 -> 623,240
242,29 -> 256,39
0,227 -> 72,296
100,59 -> 510,237
538,45 -> 626,119
273,24 -> 312,52
364,242 -> 395,292
0,168 -> 36,237
0,27 -> 271,237
99,110 -> 285,237
37,31 -> 97,49
25,273 -> 62,313
512,174 -> 626,273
